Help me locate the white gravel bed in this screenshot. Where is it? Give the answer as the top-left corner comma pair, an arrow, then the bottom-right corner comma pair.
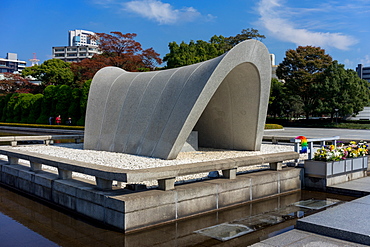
6,143 -> 306,188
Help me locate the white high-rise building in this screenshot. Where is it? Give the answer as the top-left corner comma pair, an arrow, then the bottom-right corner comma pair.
68,29 -> 98,47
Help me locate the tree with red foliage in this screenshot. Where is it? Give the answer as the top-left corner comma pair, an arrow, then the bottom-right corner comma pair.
71,32 -> 162,83
0,73 -> 41,95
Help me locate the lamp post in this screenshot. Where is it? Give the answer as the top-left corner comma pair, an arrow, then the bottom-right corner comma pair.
335,109 -> 339,125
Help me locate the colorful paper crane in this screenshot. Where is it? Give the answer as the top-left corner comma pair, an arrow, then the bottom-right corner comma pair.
296,136 -> 308,153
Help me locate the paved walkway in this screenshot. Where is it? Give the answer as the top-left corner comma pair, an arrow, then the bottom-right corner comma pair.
251,176 -> 370,246
264,127 -> 370,142
0,125 -> 84,135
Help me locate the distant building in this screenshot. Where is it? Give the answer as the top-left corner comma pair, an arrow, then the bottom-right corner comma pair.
52,45 -> 99,63
68,29 -> 97,46
270,54 -> 278,79
347,107 -> 370,120
356,64 -> 370,83
349,64 -> 370,120
0,53 -> 27,73
52,29 -> 99,63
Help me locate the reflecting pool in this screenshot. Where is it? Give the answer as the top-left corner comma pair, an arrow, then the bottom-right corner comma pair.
0,185 -> 355,247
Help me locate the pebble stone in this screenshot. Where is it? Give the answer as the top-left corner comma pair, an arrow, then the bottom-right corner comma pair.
8,143 -> 305,187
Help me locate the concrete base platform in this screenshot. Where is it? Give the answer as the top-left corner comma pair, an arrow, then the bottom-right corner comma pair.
0,160 -> 302,232
250,229 -> 368,246
296,195 -> 370,245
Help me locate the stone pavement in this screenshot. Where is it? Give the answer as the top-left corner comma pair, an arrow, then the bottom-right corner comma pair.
264,127 -> 370,142
250,176 -> 370,246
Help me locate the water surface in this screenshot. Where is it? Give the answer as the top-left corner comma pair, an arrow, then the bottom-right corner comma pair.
0,185 -> 355,247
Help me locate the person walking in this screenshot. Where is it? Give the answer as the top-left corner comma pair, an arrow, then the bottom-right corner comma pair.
56,115 -> 62,125
66,117 -> 72,125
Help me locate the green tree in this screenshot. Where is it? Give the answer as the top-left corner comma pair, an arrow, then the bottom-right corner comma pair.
276,46 -> 333,119
37,85 -> 58,124
163,40 -> 225,68
22,59 -> 74,86
68,88 -> 82,125
76,79 -> 91,125
55,85 -> 72,124
225,28 -> 265,48
268,78 -> 286,118
27,94 -> 44,123
4,93 -> 19,122
163,28 -> 265,69
1,94 -> 13,122
14,93 -> 34,123
318,61 -> 370,119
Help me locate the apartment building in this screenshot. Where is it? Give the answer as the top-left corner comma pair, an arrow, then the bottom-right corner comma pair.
52,45 -> 99,62
0,53 -> 27,73
356,64 -> 370,83
52,29 -> 99,62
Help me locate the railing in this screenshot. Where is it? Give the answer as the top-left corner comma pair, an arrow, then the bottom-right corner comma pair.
0,147 -> 299,191
0,135 -> 84,146
290,136 -> 340,160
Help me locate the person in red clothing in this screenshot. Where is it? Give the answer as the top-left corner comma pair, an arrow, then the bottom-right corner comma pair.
56,115 -> 62,125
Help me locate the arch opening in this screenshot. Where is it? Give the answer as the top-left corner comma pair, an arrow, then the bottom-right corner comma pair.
194,62 -> 261,150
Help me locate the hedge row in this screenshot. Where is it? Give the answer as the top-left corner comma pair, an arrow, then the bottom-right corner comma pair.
264,124 -> 284,129
0,81 -> 91,126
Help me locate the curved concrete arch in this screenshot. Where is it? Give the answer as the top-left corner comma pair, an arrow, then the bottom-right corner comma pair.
84,39 -> 271,159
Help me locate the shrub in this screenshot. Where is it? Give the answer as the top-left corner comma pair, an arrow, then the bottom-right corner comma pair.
27,94 -> 43,123
265,124 -> 283,129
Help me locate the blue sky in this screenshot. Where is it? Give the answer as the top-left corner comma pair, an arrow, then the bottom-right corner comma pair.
2,0 -> 369,70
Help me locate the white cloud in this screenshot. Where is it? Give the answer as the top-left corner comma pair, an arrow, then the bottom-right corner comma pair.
123,0 -> 201,24
92,0 -> 207,24
257,0 -> 358,50
360,55 -> 370,65
90,0 -> 117,7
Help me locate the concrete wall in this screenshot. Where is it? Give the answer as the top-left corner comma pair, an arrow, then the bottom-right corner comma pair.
0,160 -> 301,232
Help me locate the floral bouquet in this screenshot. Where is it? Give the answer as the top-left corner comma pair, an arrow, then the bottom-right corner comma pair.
313,141 -> 368,162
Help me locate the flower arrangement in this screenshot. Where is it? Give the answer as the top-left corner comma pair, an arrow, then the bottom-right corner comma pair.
313,141 -> 368,162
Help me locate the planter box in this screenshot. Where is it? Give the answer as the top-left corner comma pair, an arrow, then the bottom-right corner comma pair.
304,156 -> 368,189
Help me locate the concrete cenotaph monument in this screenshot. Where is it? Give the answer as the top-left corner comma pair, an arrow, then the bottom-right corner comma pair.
84,39 -> 271,159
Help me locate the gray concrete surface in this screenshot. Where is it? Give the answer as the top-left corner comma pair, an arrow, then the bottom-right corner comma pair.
264,127 -> 370,142
254,175 -> 370,246
84,39 -> 272,159
250,229 -> 368,246
296,195 -> 370,245
329,176 -> 370,193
